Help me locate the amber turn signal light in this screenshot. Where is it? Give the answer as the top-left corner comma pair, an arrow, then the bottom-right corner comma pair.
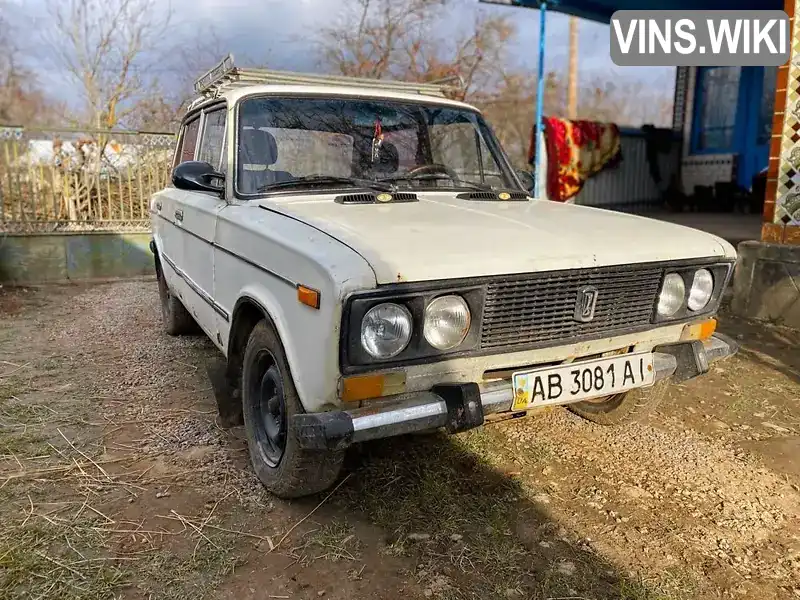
340,371 -> 406,403
297,285 -> 320,309
680,318 -> 717,341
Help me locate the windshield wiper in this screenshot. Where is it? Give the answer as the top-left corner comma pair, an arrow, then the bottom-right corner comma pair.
378,173 -> 494,192
258,175 -> 395,193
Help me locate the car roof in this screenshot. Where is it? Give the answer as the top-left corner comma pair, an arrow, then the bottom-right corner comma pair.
190,84 -> 481,114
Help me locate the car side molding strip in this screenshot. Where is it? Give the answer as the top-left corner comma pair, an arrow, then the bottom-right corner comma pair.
160,251 -> 230,322
154,212 -> 298,290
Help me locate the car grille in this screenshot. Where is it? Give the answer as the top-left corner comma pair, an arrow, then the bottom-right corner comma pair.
480,264 -> 663,350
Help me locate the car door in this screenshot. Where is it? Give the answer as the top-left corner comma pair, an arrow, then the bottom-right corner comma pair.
177,103 -> 229,343
155,114 -> 200,293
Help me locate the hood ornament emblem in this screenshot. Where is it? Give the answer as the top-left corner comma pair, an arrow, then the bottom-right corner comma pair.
574,286 -> 598,322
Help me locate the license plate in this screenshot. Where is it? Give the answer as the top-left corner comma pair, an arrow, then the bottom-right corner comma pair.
511,353 -> 655,410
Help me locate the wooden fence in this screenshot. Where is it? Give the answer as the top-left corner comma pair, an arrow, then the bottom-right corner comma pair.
0,126 -> 175,233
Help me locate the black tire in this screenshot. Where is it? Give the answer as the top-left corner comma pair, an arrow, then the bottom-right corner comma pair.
241,320 -> 344,499
567,380 -> 669,426
207,358 -> 243,428
157,265 -> 198,336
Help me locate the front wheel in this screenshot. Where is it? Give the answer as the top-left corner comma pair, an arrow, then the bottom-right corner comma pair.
567,380 -> 669,426
241,320 -> 344,498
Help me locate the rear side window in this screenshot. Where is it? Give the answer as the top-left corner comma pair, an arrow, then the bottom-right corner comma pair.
178,117 -> 201,164
198,108 -> 227,170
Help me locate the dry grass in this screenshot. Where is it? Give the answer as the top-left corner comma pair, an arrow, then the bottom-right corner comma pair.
0,365 -> 245,600
0,433 -> 247,600
286,520 -> 363,565
0,440 -> 135,599
0,500 -> 128,599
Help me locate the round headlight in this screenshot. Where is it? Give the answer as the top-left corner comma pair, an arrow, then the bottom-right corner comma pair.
360,303 -> 413,359
423,295 -> 471,350
688,268 -> 714,311
657,273 -> 686,317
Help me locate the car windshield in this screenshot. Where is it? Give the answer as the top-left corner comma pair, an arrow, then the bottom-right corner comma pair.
236,96 -> 520,195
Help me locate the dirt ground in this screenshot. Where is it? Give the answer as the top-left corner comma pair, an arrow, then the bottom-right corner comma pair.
1,281 -> 799,600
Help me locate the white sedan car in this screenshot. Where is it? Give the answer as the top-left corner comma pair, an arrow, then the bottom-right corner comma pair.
150,62 -> 737,498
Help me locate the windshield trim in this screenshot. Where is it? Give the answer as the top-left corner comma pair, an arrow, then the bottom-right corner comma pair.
232,93 -> 524,201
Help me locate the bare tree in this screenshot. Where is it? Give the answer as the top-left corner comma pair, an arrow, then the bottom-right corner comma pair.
0,10 -> 61,126
319,0 -> 515,99
44,0 -> 172,129
317,0 -> 673,169
475,71 -> 564,168
321,0 -> 439,80
126,29 -> 233,132
0,11 -> 24,123
580,77 -> 673,127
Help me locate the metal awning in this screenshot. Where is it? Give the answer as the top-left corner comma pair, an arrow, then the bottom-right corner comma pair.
482,0 -> 783,24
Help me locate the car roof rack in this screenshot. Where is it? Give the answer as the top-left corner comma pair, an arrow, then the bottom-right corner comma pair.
190,54 -> 464,105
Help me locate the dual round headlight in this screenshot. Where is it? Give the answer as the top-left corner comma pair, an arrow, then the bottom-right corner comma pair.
360,303 -> 413,359
423,295 -> 471,350
688,269 -> 714,311
360,295 -> 471,360
656,268 -> 714,317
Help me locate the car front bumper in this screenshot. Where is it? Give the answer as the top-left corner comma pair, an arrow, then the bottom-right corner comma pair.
293,333 -> 738,451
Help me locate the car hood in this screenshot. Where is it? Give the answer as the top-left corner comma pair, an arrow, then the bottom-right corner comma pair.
261,194 -> 736,284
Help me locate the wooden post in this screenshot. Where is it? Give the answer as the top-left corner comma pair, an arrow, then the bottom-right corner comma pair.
567,16 -> 579,120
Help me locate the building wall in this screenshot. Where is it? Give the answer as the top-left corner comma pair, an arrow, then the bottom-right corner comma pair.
678,67 -> 737,195
573,128 -> 680,211
763,0 -> 800,245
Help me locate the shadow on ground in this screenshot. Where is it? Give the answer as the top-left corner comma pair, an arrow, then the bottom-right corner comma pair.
308,431 -> 686,600
718,312 -> 800,385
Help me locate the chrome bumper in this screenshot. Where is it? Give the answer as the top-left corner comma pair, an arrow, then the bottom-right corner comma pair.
293,333 -> 738,451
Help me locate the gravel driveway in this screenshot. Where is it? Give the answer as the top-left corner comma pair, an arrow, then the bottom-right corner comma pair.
0,281 -> 798,600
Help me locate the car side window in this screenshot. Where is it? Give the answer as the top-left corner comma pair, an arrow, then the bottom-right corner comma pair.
178,116 -> 201,165
198,108 -> 227,170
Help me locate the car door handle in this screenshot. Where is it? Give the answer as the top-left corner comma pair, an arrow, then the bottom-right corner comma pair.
174,209 -> 183,222
155,200 -> 162,211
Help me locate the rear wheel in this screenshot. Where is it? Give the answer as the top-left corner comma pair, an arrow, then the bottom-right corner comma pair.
241,320 -> 344,498
567,380 -> 669,425
157,264 -> 198,336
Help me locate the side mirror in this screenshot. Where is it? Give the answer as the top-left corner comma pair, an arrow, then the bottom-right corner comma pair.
173,161 -> 225,196
516,169 -> 535,192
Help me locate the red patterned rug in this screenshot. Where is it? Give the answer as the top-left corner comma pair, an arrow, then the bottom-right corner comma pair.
528,117 -> 622,202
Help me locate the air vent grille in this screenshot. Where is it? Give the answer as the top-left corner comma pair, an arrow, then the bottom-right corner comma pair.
334,192 -> 419,204
455,191 -> 529,201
